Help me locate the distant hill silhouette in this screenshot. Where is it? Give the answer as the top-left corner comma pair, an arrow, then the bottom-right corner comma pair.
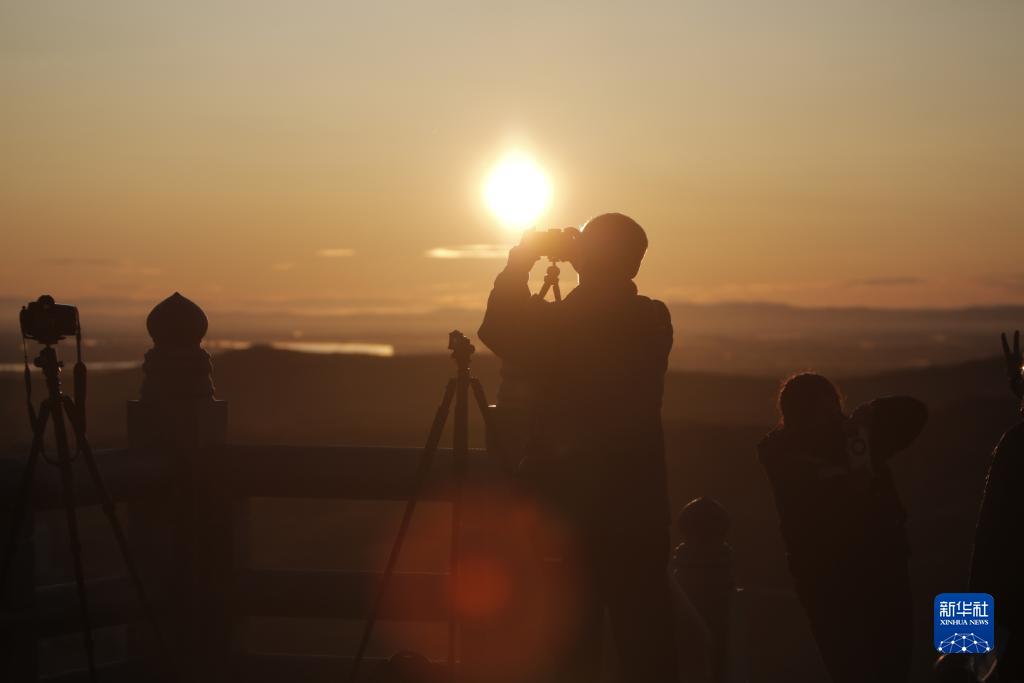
2,300 -> 1021,376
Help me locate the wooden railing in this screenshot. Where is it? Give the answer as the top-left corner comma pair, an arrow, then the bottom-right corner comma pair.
0,292 -> 748,683
1,443 -> 496,682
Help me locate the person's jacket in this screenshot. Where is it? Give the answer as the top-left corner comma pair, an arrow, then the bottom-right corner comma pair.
971,420 -> 1024,678
757,396 -> 927,579
478,268 -> 673,525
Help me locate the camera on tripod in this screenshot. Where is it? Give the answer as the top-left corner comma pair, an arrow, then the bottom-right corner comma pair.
3,294 -> 168,681
20,294 -> 79,346
523,228 -> 579,263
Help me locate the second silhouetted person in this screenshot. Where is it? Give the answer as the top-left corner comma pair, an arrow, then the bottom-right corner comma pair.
758,373 -> 927,683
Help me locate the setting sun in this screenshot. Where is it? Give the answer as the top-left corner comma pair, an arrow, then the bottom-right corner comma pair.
482,152 -> 552,230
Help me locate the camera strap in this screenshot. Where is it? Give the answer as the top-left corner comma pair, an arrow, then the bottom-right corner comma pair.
73,316 -> 87,435
22,335 -> 37,431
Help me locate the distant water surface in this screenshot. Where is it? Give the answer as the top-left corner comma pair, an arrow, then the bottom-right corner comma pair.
0,340 -> 396,373
267,341 -> 394,357
0,360 -> 143,373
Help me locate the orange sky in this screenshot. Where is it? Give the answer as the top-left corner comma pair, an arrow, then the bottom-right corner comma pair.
2,1 -> 1022,318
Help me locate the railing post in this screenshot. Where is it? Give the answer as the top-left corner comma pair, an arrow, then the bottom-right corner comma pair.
672,497 -> 746,683
126,292 -> 229,682
0,459 -> 37,682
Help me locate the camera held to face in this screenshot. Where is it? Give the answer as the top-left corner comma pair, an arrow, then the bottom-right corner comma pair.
523,228 -> 580,263
20,295 -> 80,346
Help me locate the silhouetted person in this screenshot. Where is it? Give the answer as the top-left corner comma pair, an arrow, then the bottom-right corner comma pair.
969,331 -> 1024,682
478,213 -> 676,682
757,373 -> 927,683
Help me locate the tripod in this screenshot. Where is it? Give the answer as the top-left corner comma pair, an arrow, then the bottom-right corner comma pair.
0,343 -> 167,683
534,259 -> 563,302
347,330 -> 500,683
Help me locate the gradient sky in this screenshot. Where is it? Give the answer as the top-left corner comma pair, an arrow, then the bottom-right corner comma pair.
2,1 -> 1022,320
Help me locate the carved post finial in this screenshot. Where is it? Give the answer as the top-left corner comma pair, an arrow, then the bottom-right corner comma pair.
674,496 -> 735,590
140,292 -> 215,401
146,292 -> 208,347
678,496 -> 732,547
673,497 -> 739,683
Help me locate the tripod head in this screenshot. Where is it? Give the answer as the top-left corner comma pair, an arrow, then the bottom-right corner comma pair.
448,330 -> 475,372
33,345 -> 64,392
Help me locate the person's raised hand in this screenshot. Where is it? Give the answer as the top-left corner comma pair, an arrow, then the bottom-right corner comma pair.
506,230 -> 541,274
1000,330 -> 1024,400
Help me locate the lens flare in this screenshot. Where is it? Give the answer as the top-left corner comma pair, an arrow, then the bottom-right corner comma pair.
483,152 -> 552,230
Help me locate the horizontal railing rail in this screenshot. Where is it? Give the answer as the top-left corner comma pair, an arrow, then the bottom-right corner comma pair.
7,444 -> 495,509
1,440 -> 497,681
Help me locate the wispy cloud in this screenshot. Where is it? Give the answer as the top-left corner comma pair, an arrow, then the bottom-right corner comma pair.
847,277 -> 925,287
37,257 -> 118,267
976,273 -> 1024,293
424,244 -> 510,260
316,248 -> 355,258
34,257 -> 163,278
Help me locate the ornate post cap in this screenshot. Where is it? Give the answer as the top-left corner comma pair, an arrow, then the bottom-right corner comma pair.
147,292 -> 208,347
673,496 -> 736,594
140,293 -> 215,401
677,496 -> 732,546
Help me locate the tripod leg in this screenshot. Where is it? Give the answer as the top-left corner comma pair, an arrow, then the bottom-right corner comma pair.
347,379 -> 457,683
448,368 -> 472,683
0,402 -> 50,604
62,397 -> 174,677
50,397 -> 99,683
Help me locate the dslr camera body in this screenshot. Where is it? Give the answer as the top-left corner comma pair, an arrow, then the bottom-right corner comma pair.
523,228 -> 580,263
21,295 -> 79,346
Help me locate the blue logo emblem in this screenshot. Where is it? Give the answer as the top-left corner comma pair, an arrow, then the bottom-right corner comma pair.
934,593 -> 995,654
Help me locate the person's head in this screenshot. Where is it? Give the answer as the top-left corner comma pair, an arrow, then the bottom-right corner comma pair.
574,213 -> 648,283
777,373 -> 844,431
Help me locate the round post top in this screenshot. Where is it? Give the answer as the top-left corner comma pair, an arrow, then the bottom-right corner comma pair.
146,292 -> 208,347
677,496 -> 731,545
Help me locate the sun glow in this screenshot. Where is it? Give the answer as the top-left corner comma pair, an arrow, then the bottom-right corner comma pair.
483,152 -> 552,230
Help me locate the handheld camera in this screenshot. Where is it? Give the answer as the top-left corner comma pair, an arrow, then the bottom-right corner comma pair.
523,228 -> 580,263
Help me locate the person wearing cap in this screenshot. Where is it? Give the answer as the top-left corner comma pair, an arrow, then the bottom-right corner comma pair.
479,212 -> 676,682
